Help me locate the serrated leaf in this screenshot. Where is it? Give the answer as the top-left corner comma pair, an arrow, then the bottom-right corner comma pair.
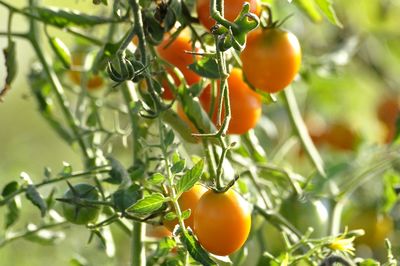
148,173 -> 165,185
112,184 -> 141,212
33,7 -> 115,28
1,40 -> 17,99
179,230 -> 217,266
188,57 -> 221,79
292,0 -> 322,23
26,185 -> 47,217
176,160 -> 204,195
314,0 -> 342,27
171,160 -> 186,174
25,224 -> 65,245
127,193 -> 165,214
105,157 -> 129,185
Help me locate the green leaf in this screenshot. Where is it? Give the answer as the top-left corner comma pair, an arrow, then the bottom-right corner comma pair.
164,211 -> 177,221
127,193 -> 165,214
382,171 -> 400,213
147,237 -> 177,265
112,184 -> 141,212
171,160 -> 186,174
25,185 -> 47,217
164,129 -> 175,147
292,0 -> 323,23
314,0 -> 342,27
179,230 -> 217,266
1,40 -> 17,99
188,57 -> 221,79
25,224 -> 65,245
181,209 -> 191,220
2,181 -> 21,229
148,173 -> 166,185
176,160 -> 204,196
48,37 -> 71,69
33,7 -> 115,28
105,157 -> 129,185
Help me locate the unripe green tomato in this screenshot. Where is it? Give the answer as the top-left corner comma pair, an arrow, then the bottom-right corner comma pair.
62,183 -> 101,225
280,195 -> 329,238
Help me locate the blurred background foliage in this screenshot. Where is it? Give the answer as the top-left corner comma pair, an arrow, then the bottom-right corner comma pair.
0,0 -> 399,265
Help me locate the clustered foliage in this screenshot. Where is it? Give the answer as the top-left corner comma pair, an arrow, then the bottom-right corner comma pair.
0,0 -> 399,265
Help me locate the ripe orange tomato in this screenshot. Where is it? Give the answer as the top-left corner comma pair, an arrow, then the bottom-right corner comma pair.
199,68 -> 262,135
68,53 -> 104,90
164,184 -> 207,232
241,28 -> 301,93
377,97 -> 399,143
156,33 -> 200,100
196,0 -> 261,30
194,189 -> 251,256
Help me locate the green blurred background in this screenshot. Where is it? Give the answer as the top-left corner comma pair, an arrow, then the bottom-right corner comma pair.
1,0 -> 400,265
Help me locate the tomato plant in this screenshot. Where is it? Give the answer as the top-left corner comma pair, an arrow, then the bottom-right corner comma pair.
241,27 -> 301,93
196,0 -> 261,30
194,189 -> 251,256
163,184 -> 207,232
61,183 -> 102,225
1,0 -> 399,265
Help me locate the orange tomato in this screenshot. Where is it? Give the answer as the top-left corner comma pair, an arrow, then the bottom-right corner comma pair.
164,184 -> 207,232
156,33 -> 200,100
241,28 -> 301,93
323,122 -> 357,151
146,225 -> 172,238
194,189 -> 251,256
199,68 -> 262,135
68,53 -> 104,90
196,0 -> 261,30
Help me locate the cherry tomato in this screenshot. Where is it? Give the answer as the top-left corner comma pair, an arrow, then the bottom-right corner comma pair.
68,53 -> 104,90
61,183 -> 101,225
194,189 -> 251,256
199,68 -> 262,135
241,28 -> 301,93
279,195 -> 329,238
377,96 -> 399,143
323,122 -> 357,151
156,33 -> 200,100
164,184 -> 207,232
146,225 -> 172,238
346,209 -> 394,248
196,0 -> 261,30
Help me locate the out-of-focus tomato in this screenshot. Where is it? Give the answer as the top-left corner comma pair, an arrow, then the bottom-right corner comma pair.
241,27 -> 301,93
194,189 -> 251,256
346,210 -> 394,248
196,0 -> 261,30
68,53 -> 104,90
163,184 -> 207,232
377,96 -> 399,143
156,33 -> 200,100
279,195 -> 329,238
146,225 -> 172,238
